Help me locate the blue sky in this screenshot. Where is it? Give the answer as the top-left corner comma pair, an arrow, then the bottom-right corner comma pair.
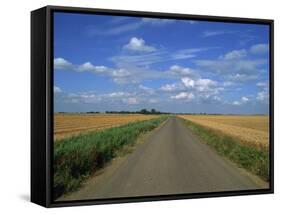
53,12 -> 270,114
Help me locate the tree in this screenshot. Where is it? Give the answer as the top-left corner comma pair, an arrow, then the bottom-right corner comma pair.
140,108 -> 148,114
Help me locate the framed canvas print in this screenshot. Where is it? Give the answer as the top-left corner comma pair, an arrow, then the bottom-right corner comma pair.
31,5 -> 274,207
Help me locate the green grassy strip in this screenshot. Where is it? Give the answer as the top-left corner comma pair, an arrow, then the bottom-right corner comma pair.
53,116 -> 169,199
182,119 -> 269,182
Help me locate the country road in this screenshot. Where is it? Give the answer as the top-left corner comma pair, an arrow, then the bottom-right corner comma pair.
60,117 -> 268,201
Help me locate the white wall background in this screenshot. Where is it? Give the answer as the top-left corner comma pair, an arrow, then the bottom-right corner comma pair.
0,0 -> 279,212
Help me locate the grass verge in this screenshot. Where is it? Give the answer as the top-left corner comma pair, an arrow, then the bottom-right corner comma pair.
53,116 -> 169,199
182,119 -> 269,182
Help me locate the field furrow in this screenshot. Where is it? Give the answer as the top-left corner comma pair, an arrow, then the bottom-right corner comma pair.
54,114 -> 160,140
178,115 -> 269,149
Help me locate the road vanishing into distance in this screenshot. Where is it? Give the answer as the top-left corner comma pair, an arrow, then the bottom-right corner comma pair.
61,117 -> 268,201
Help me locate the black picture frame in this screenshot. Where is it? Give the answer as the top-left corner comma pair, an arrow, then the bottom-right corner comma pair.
31,5 -> 274,208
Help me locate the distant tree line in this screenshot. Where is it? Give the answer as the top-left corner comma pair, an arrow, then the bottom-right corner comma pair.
105,109 -> 171,115
57,111 -> 263,116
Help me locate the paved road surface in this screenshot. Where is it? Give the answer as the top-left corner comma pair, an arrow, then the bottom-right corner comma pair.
61,117 -> 268,201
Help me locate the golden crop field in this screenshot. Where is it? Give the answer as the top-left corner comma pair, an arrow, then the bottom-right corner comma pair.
54,113 -> 160,140
178,115 -> 269,149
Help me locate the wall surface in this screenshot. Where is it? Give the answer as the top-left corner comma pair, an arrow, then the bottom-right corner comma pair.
0,0 -> 279,212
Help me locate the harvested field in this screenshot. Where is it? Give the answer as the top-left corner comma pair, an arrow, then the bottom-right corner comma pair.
54,113 -> 160,140
178,115 -> 269,149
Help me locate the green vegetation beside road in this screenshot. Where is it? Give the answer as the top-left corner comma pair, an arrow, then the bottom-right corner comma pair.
53,116 -> 168,199
182,119 -> 269,182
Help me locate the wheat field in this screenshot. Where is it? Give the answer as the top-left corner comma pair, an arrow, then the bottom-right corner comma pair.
178,115 -> 269,149
54,113 -> 160,140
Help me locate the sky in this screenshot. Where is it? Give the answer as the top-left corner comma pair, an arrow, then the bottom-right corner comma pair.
53,12 -> 270,114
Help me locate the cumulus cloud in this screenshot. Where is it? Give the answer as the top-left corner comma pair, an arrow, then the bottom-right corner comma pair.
169,65 -> 194,76
123,37 -> 156,52
181,77 -> 195,88
171,92 -> 195,100
241,96 -> 249,102
182,77 -> 219,93
250,43 -> 269,54
54,58 -> 73,70
103,92 -> 130,98
54,58 -> 110,74
160,75 -> 223,104
58,56 -> 199,85
160,83 -> 182,92
219,49 -> 247,60
54,58 -> 137,84
54,86 -> 62,94
232,96 -> 250,105
196,78 -> 218,92
256,90 -> 269,104
77,62 -> 109,73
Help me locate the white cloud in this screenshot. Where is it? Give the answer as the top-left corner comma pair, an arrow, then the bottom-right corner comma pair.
77,62 -> 95,72
241,96 -> 249,102
110,51 -> 165,66
94,66 -> 109,73
123,97 -> 139,105
63,92 -> 100,104
112,68 -> 131,77
141,18 -> 175,25
256,82 -> 268,88
54,58 -> 139,85
232,101 -> 240,106
171,47 -> 218,60
257,90 -> 269,103
123,37 -> 156,52
171,92 -> 194,100
54,58 -> 73,70
203,30 -> 235,37
160,83 -> 182,92
172,49 -> 200,60
219,49 -> 247,60
54,86 -> 62,94
89,21 -> 144,36
104,92 -> 130,98
90,17 -> 176,36
250,43 -> 269,54
194,54 -> 267,81
139,85 -> 155,94
170,65 -> 194,76
195,78 -> 218,92
54,58 -> 110,74
112,47 -> 214,67
229,73 -> 258,81
181,77 -> 195,88
232,96 -> 250,105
